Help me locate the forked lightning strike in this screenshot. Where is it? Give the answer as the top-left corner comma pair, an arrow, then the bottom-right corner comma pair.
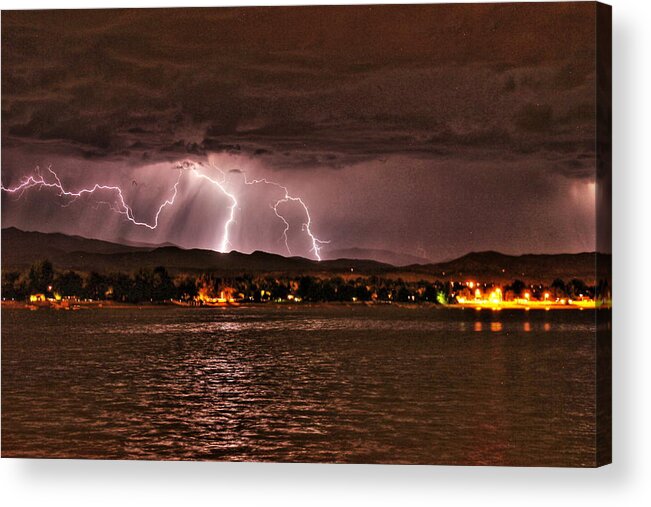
187,166 -> 238,253
243,176 -> 329,261
1,166 -> 181,230
2,162 -> 328,260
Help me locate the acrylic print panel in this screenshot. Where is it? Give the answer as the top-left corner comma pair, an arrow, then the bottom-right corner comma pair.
0,3 -> 611,466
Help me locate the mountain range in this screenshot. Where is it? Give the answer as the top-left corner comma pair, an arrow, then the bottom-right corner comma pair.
321,247 -> 432,266
1,228 -> 607,284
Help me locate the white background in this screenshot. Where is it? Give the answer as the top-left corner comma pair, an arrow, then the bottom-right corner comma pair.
0,0 -> 649,505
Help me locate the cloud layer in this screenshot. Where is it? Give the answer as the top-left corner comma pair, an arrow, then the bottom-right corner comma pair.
2,4 -> 596,176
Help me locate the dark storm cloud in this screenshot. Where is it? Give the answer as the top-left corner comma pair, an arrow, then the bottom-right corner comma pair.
2,3 -> 596,176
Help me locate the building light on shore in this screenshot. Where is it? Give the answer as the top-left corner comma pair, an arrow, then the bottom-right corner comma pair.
488,288 -> 502,304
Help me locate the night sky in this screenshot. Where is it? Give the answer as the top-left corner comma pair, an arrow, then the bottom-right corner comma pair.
1,4 -> 603,262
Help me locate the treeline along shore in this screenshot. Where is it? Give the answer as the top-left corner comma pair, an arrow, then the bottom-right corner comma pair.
1,259 -> 609,308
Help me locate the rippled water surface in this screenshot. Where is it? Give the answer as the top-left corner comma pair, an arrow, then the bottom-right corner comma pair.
2,305 -> 597,465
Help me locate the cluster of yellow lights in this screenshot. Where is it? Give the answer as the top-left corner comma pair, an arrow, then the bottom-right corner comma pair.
456,281 -> 595,310
197,287 -> 235,304
29,293 -> 62,303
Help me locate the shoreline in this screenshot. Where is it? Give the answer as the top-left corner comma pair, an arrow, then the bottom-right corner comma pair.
1,299 -> 606,311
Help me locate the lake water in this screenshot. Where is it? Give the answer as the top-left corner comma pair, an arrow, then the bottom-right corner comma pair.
2,305 -> 598,466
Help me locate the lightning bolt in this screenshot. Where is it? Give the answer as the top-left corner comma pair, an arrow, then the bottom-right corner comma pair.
2,161 -> 329,261
1,165 -> 182,230
243,176 -> 329,261
187,165 -> 238,253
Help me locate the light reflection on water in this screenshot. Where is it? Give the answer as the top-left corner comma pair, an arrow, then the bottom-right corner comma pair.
2,305 -> 599,466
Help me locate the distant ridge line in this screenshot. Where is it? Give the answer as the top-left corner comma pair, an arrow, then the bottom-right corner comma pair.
1,227 -> 606,284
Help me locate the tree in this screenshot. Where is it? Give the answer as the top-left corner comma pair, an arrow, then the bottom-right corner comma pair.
54,270 -> 83,297
109,272 -> 134,302
85,271 -> 108,300
2,271 -> 22,299
551,278 -> 567,298
567,278 -> 588,298
321,281 -> 336,301
28,260 -> 54,293
133,269 -> 155,301
270,282 -> 289,300
423,284 -> 438,302
510,279 -> 526,296
596,278 -> 610,302
298,276 -> 317,301
337,283 -> 356,301
354,284 -> 371,301
152,266 -> 175,301
176,276 -> 198,301
396,285 -> 412,302
377,287 -> 390,301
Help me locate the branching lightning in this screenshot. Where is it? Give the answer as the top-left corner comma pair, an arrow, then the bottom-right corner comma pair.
1,165 -> 182,230
2,161 -> 329,260
187,165 -> 238,253
243,176 -> 329,260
